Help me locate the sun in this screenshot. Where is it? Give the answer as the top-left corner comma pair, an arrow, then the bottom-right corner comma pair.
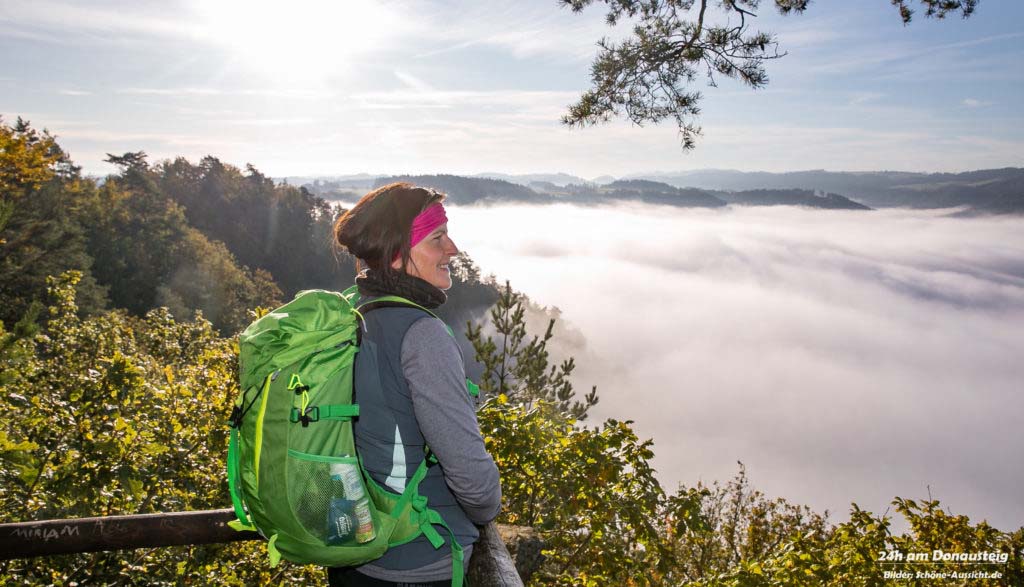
192,0 -> 400,85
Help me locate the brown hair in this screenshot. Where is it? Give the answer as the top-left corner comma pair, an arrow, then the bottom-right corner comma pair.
334,182 -> 445,273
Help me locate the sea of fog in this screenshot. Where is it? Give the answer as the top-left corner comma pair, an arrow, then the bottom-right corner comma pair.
447,202 -> 1024,530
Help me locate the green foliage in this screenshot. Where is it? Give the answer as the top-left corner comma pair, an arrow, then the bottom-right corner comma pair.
1,119 -> 285,336
0,117 -> 72,197
479,399 -> 666,585
156,155 -> 349,299
0,272 -> 325,585
153,230 -> 284,335
651,475 -> 1023,587
660,463 -> 829,585
3,117 -> 504,346
892,0 -> 978,24
81,152 -> 283,335
467,281 -> 598,420
0,119 -> 107,327
561,0 -> 981,149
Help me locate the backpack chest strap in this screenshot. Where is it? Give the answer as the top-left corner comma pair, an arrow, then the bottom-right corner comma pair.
289,404 -> 360,425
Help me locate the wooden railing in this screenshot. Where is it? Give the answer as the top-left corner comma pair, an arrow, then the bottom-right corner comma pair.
0,509 -> 539,586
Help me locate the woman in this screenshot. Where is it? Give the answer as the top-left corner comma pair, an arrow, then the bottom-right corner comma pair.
330,183 -> 502,586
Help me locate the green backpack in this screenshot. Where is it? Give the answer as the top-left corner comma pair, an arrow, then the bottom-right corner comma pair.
227,286 -> 474,586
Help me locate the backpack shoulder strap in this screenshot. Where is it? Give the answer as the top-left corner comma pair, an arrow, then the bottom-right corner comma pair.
357,295 -> 437,317
357,296 -> 454,337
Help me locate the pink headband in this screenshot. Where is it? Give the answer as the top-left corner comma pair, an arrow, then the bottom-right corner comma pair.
409,203 -> 447,249
392,203 -> 447,263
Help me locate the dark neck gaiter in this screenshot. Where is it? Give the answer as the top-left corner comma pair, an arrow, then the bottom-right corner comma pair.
356,268 -> 447,309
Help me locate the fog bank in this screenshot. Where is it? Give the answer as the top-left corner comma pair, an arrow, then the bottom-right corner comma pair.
449,203 -> 1024,528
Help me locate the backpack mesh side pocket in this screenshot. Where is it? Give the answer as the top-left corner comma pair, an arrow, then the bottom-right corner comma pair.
286,451 -> 378,546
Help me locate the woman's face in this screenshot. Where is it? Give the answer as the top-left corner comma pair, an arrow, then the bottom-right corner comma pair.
393,222 -> 459,290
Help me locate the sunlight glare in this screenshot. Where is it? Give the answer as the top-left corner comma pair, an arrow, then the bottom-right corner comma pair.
192,0 -> 400,84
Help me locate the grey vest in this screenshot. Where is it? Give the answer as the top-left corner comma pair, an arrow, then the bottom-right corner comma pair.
353,305 -> 478,571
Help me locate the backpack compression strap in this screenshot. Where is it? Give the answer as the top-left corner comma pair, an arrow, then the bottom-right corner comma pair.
226,374 -> 273,532
226,426 -> 254,531
389,451 -> 465,587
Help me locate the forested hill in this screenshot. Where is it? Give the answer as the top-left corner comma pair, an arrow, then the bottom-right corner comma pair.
372,174 -> 551,205
474,172 -> 588,186
638,167 -> 1024,214
304,168 -> 1024,214
554,180 -> 869,210
0,120 -> 499,339
715,188 -> 871,210
306,175 -> 870,211
571,179 -> 727,208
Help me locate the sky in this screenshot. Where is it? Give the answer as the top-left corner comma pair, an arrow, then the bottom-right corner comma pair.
451,202 -> 1024,530
1,0 -> 1022,178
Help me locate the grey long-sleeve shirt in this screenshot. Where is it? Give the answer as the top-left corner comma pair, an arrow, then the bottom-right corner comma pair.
401,316 -> 502,525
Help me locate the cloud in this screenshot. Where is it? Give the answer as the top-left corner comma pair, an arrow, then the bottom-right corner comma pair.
117,87 -> 225,96
394,71 -> 435,94
411,1 -> 607,62
221,117 -> 318,127
50,127 -> 248,151
347,88 -> 578,112
848,92 -> 884,106
450,203 -> 1024,529
58,89 -> 93,96
115,87 -> 329,99
0,0 -> 205,44
799,31 -> 1024,79
962,98 -> 992,108
776,26 -> 844,49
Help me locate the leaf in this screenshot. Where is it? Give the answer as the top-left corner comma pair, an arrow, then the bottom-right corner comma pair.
141,442 -> 170,456
0,430 -> 38,451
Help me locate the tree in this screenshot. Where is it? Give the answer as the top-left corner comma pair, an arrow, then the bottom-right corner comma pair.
86,153 -> 281,335
155,229 -> 284,335
0,117 -> 73,198
659,463 -> 830,585
479,399 -> 668,585
467,281 -> 598,420
156,156 -> 352,298
561,0 -> 981,149
0,118 -> 107,326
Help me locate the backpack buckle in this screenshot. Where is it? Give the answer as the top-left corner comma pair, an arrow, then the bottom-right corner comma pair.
228,405 -> 242,428
290,406 -> 320,427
